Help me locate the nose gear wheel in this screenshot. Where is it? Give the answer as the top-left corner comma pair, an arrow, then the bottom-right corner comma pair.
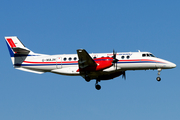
156,69 -> 162,81
95,80 -> 101,90
156,77 -> 161,81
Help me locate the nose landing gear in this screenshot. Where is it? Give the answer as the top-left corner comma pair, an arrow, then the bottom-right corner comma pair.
95,80 -> 101,90
156,68 -> 162,81
156,77 -> 161,81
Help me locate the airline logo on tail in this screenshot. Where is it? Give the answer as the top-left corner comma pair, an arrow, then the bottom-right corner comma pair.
5,37 -> 40,57
6,38 -> 16,48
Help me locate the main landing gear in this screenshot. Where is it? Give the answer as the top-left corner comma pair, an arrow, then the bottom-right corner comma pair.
95,80 -> 101,90
156,68 -> 162,82
85,75 -> 90,82
84,75 -> 101,90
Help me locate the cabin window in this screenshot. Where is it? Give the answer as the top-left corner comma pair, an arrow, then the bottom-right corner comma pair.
69,57 -> 72,61
74,57 -> 77,61
127,56 -> 130,59
63,58 -> 67,61
121,56 -> 124,59
93,57 -> 97,59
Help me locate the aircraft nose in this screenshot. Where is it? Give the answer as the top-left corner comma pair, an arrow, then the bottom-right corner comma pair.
171,63 -> 176,68
168,62 -> 176,68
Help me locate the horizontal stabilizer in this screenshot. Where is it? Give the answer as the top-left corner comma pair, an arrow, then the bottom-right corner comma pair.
12,47 -> 30,54
15,67 -> 45,74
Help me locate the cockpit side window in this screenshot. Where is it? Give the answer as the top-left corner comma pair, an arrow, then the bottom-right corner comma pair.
142,53 -> 156,57
142,54 -> 146,57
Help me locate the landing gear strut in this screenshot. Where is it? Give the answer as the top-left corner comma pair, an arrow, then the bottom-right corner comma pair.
95,80 -> 101,90
84,72 -> 91,82
85,75 -> 90,82
156,68 -> 162,82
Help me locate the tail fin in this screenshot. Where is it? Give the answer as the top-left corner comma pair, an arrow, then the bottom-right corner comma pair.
5,36 -> 33,56
5,36 -> 37,65
5,36 -> 45,74
6,36 -> 25,48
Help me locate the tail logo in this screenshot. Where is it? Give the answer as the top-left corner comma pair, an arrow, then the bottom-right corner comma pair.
6,38 -> 16,48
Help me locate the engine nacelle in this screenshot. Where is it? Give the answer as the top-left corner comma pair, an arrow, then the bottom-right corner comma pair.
77,57 -> 113,72
94,57 -> 113,71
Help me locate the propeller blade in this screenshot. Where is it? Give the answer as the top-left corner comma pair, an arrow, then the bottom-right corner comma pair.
112,49 -> 119,70
113,49 -> 116,59
122,71 -> 126,80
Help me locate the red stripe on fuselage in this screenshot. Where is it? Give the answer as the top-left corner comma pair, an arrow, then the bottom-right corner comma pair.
6,38 -> 16,48
119,59 -> 166,63
22,59 -> 166,65
23,61 -> 78,64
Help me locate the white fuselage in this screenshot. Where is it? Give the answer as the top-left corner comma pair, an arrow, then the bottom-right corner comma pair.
5,36 -> 176,90
14,51 -> 176,76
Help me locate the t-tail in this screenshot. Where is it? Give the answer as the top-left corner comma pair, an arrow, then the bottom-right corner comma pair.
5,36 -> 45,74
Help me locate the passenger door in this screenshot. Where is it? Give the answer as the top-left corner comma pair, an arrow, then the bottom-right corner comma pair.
56,57 -> 62,69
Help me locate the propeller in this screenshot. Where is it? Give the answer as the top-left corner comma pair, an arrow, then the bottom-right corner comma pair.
112,49 -> 119,69
122,71 -> 126,80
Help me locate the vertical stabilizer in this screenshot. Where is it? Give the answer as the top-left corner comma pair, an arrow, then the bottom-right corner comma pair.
5,36 -> 33,56
5,36 -> 35,66
6,36 -> 25,48
5,36 -> 45,74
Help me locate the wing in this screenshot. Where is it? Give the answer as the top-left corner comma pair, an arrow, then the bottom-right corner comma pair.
77,49 -> 97,70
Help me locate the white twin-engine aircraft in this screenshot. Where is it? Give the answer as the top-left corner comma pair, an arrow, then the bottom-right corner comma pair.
5,36 -> 176,90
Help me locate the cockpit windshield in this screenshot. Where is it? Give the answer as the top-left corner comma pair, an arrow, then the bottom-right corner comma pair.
150,54 -> 155,57
142,53 -> 156,57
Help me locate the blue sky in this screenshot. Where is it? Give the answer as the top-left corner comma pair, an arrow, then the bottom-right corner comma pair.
0,0 -> 180,120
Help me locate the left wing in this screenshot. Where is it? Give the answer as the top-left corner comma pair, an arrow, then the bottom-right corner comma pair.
77,49 -> 97,70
